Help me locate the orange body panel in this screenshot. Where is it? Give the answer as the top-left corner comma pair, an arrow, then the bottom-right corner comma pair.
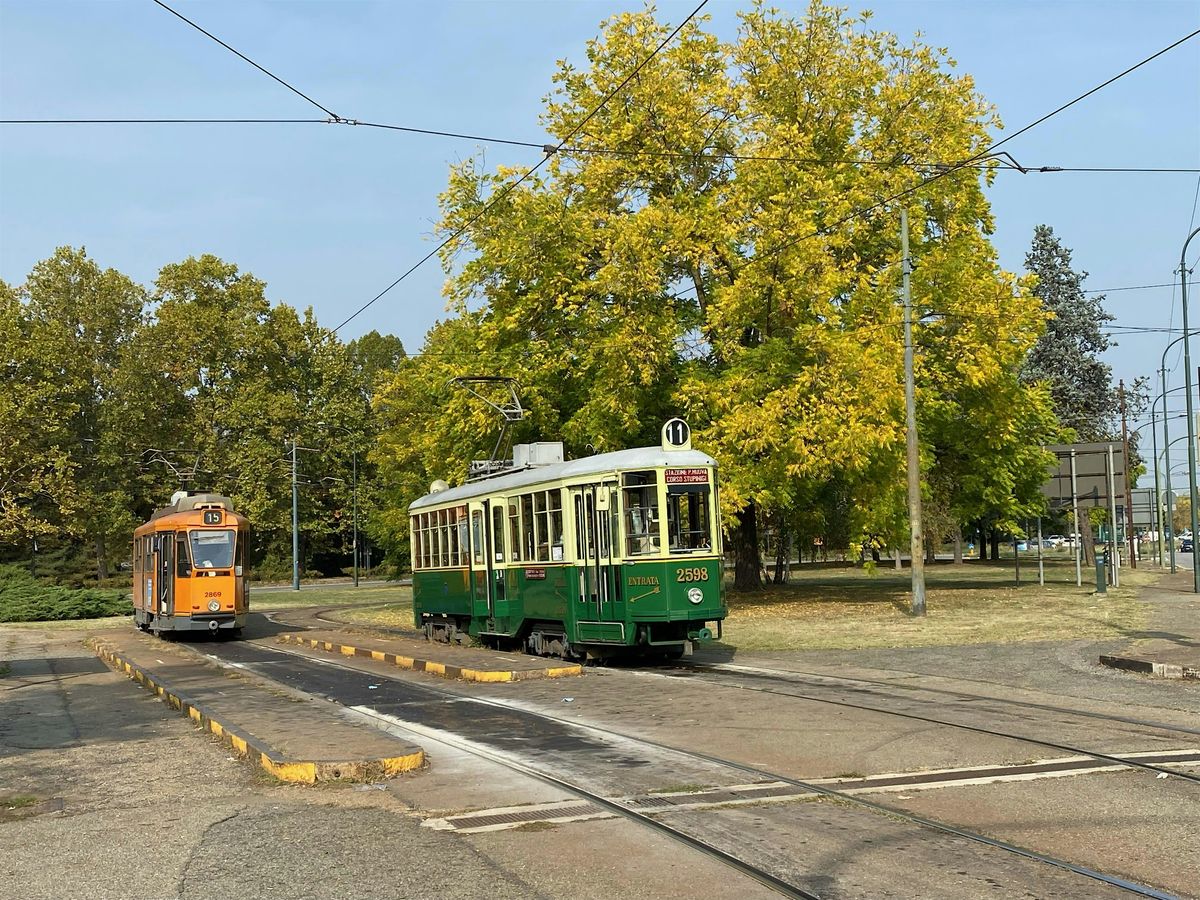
132,506 -> 249,626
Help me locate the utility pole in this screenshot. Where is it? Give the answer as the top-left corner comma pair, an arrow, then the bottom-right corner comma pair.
902,208 -> 926,616
1181,226 -> 1200,593
351,449 -> 359,588
291,437 -> 300,591
1119,381 -> 1136,568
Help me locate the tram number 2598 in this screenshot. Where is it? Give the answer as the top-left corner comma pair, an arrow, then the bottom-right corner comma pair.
675,567 -> 709,583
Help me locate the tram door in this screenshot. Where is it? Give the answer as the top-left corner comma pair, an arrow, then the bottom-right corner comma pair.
467,501 -> 495,620
571,484 -> 618,621
155,533 -> 174,616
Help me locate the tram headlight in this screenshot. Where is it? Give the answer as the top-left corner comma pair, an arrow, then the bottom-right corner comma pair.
687,588 -> 703,604
208,599 -> 221,612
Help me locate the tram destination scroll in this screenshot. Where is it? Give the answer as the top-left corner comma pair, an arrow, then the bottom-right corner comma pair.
665,468 -> 708,485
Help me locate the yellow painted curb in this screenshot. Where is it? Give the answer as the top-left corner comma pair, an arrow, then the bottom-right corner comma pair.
276,633 -> 583,683
88,638 -> 425,785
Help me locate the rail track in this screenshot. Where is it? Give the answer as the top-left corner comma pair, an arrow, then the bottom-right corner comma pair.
201,636 -> 1178,899
683,660 -> 1200,737
643,663 -> 1200,785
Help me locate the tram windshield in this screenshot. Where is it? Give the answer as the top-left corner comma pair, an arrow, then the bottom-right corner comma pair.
622,471 -> 661,556
189,529 -> 235,568
666,483 -> 713,552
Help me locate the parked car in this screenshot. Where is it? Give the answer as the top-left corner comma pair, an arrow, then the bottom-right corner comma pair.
1182,538 -> 1194,554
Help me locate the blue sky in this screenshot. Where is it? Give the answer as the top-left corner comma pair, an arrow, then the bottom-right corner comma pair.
2,0 -> 1198,478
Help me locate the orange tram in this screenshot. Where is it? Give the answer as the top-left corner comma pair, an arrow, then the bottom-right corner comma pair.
132,492 -> 249,637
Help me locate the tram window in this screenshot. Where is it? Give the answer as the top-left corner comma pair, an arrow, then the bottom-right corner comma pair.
143,537 -> 152,573
667,484 -> 712,551
456,509 -> 468,567
508,499 -> 520,562
549,490 -> 563,561
190,529 -> 235,568
176,533 -> 192,577
413,515 -> 423,569
472,511 -> 484,565
492,505 -> 506,563
521,494 -> 535,561
533,491 -> 548,560
622,471 -> 660,556
235,528 -> 245,575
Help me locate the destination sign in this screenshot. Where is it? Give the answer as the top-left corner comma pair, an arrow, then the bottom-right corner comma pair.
665,468 -> 708,484
524,568 -> 546,580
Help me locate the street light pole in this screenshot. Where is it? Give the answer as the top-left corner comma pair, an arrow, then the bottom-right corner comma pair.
1180,226 -> 1200,592
901,208 -> 926,616
351,449 -> 359,588
291,437 -> 300,591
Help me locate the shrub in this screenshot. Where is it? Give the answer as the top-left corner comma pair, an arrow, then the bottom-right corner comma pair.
0,565 -> 130,623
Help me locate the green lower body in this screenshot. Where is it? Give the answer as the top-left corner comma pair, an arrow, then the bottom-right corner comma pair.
413,558 -> 725,658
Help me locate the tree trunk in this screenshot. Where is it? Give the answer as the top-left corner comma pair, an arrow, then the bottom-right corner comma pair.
894,548 -> 902,570
772,529 -> 790,584
953,528 -> 963,564
95,536 -> 109,581
989,529 -> 1000,561
924,535 -> 936,564
1081,523 -> 1096,568
732,503 -> 762,590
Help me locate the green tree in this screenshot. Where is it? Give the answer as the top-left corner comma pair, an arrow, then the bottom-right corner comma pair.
1022,224 -> 1116,439
131,255 -> 372,574
376,2 -> 1057,588
11,248 -> 149,578
0,278 -> 78,547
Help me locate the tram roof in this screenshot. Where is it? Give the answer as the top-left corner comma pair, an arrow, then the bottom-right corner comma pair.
409,446 -> 717,511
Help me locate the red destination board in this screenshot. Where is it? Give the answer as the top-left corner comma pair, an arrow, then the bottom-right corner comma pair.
665,468 -> 708,484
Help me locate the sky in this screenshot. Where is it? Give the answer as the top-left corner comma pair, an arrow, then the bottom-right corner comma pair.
1,0 -> 1198,485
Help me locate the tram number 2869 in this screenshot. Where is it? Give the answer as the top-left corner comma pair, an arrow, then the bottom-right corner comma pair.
675,567 -> 709,583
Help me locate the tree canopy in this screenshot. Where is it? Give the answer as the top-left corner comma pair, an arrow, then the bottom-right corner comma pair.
373,1 -> 1061,585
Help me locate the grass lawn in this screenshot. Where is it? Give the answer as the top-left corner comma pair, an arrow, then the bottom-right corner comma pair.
719,558 -> 1154,651
314,557 -> 1153,652
250,582 -> 413,616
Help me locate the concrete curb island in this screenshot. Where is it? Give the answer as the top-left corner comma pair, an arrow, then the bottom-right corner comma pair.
89,638 -> 426,783
1099,653 -> 1200,681
277,632 -> 583,682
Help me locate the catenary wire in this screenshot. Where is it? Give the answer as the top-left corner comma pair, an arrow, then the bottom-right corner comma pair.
330,0 -> 711,334
151,0 -> 341,119
662,26 -> 1200,309
3,119 -> 1194,176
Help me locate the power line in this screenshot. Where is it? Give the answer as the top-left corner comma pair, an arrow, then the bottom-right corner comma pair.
3,118 -> 1195,176
663,26 -> 1200,307
1,118 -> 326,125
152,0 -> 340,119
1086,281 -> 1198,293
331,0 -> 711,334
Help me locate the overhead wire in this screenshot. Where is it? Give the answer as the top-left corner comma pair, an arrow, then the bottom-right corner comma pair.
151,0 -> 341,119
662,25 -> 1200,310
5,118 -> 1195,176
330,0 -> 712,334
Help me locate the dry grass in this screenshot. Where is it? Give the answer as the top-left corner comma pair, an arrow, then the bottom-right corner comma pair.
3,615 -> 135,632
249,583 -> 409,612
271,560 -> 1157,653
331,600 -> 420,633
720,559 -> 1155,651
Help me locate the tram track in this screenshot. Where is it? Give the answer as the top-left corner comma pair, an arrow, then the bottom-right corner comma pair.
683,660 -> 1200,737
642,664 -> 1200,785
199,636 -> 1177,899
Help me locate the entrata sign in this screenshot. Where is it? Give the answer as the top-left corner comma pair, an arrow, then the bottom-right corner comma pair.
665,468 -> 708,484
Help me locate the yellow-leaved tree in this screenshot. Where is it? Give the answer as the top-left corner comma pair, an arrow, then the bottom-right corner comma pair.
373,1 -> 1060,585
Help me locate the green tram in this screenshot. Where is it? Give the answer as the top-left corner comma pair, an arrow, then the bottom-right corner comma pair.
408,420 -> 727,660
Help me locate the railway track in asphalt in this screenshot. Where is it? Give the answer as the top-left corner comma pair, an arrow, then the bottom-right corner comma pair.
645,663 -> 1200,785
683,660 -> 1200,737
198,637 -> 1177,899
